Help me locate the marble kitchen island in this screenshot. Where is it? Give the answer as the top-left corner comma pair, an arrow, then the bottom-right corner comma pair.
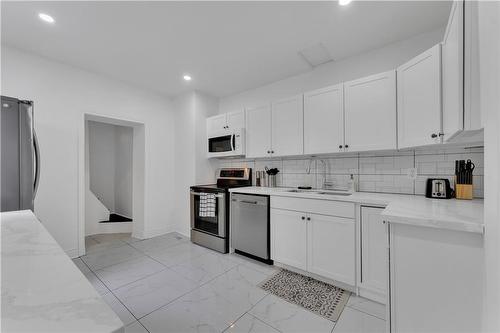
1,210 -> 124,333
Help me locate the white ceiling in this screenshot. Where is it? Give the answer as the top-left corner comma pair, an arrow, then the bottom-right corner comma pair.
1,1 -> 452,98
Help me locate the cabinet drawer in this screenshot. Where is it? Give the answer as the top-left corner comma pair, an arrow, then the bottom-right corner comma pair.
271,196 -> 355,219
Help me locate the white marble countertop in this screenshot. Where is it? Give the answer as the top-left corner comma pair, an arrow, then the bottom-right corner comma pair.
229,187 -> 484,234
1,210 -> 124,333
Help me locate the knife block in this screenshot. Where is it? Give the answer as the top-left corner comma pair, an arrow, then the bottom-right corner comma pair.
455,183 -> 473,200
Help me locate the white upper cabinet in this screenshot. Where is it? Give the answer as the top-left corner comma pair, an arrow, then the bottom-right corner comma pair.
227,110 -> 245,130
397,44 -> 442,149
206,110 -> 245,137
442,0 -> 464,141
463,0 -> 482,132
271,95 -> 304,157
344,70 -> 397,152
304,84 -> 344,154
245,104 -> 272,158
206,114 -> 228,137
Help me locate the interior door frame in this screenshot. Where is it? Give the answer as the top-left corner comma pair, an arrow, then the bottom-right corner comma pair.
77,113 -> 146,257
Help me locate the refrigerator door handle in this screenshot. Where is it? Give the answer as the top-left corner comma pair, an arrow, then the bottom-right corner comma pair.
33,130 -> 40,198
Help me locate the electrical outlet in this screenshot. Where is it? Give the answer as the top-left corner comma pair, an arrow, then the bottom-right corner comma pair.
406,167 -> 417,180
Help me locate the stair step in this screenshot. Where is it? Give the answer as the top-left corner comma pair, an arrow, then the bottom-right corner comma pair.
99,213 -> 132,223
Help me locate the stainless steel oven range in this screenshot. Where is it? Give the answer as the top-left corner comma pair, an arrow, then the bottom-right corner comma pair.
190,168 -> 251,253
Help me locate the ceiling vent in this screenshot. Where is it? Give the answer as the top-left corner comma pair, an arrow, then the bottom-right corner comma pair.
298,43 -> 334,68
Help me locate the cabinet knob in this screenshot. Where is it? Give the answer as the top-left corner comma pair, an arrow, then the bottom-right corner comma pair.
431,133 -> 438,138
345,144 -> 349,149
338,145 -> 343,149
267,150 -> 271,154
307,217 -> 311,221
301,216 -> 305,220
271,150 -> 274,154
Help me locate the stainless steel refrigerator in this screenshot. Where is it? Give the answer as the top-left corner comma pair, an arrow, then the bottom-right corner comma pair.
1,96 -> 40,212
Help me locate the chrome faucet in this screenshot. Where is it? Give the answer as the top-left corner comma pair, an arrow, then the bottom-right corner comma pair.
318,159 -> 335,190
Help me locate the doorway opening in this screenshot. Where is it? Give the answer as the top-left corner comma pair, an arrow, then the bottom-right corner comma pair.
80,114 -> 145,255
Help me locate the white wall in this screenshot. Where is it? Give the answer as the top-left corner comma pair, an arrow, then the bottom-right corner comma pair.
114,125 -> 133,218
88,121 -> 117,211
173,91 -> 219,236
219,29 -> 444,113
1,46 -> 176,257
479,1 -> 500,331
88,120 -> 133,217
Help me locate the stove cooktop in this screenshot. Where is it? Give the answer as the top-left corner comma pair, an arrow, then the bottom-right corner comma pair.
190,168 -> 252,193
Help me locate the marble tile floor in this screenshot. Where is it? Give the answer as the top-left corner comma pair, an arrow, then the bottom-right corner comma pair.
74,232 -> 386,333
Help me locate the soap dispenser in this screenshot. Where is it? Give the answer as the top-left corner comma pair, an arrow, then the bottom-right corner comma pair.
348,174 -> 356,192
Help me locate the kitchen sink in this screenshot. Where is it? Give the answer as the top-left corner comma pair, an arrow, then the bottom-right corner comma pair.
287,189 -> 352,196
315,191 -> 352,196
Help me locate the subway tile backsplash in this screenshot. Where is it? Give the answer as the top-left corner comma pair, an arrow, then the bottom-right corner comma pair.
217,146 -> 484,198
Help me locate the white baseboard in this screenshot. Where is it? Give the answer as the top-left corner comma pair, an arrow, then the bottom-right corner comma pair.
66,248 -> 80,259
175,231 -> 190,239
86,222 -> 133,236
133,227 -> 174,240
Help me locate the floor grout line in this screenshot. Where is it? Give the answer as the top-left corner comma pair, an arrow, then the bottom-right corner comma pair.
344,303 -> 386,321
133,254 -> 243,321
80,254 -> 144,322
83,233 -> 364,332
131,319 -> 151,333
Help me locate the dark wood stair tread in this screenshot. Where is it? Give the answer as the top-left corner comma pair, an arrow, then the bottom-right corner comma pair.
99,213 -> 132,223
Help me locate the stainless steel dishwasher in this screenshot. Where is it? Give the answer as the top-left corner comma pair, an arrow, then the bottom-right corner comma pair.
231,193 -> 272,264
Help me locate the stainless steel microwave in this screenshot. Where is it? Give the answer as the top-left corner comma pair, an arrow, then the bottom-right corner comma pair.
207,129 -> 245,158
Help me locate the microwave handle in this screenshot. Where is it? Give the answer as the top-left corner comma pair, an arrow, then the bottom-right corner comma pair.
231,134 -> 235,151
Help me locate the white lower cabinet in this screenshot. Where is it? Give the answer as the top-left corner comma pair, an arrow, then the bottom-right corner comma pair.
307,213 -> 355,285
388,223 -> 483,333
271,208 -> 307,271
270,200 -> 355,287
359,207 -> 386,303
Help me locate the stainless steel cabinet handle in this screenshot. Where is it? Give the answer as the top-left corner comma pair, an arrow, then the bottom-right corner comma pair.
240,200 -> 258,205
33,129 -> 40,197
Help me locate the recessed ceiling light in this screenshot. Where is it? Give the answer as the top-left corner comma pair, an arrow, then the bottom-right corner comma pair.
183,75 -> 192,81
38,13 -> 55,23
339,0 -> 352,6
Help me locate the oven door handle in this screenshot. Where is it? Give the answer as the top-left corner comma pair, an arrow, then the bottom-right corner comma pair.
231,134 -> 235,151
191,192 -> 224,198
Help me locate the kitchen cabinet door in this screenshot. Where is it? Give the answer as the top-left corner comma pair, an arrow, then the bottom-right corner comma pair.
271,95 -> 304,157
442,1 -> 464,142
271,208 -> 307,271
207,114 -> 227,137
388,223 -> 483,333
397,44 -> 442,148
245,104 -> 272,158
227,110 -> 245,130
359,207 -> 386,303
304,84 -> 344,154
344,71 -> 397,152
307,213 -> 355,285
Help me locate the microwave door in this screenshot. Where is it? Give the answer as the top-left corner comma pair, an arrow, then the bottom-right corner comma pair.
208,134 -> 232,153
